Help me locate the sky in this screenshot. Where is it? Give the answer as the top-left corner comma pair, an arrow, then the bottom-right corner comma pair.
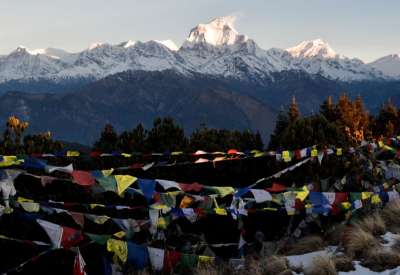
0,0 -> 398,62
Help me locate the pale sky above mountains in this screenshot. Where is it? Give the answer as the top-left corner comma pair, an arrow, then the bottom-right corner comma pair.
0,0 -> 398,62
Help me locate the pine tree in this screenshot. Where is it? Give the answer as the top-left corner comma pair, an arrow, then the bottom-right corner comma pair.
335,94 -> 369,142
320,96 -> 336,122
288,96 -> 300,122
94,124 -> 119,152
2,116 -> 29,154
268,111 -> 289,149
117,123 -> 147,152
146,117 -> 188,152
375,99 -> 399,137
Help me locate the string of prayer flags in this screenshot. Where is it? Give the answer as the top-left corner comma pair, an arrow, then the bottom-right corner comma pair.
37,219 -> 83,249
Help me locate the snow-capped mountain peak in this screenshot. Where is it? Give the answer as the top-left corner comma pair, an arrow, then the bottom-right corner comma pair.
369,53 -> 400,78
287,39 -> 337,59
155,40 -> 179,51
119,40 -> 136,48
11,46 -> 30,55
184,16 -> 248,48
88,42 -> 105,50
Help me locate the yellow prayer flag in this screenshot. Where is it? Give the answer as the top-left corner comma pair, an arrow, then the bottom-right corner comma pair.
121,153 -> 131,158
198,256 -> 214,266
66,150 -> 80,157
101,169 -> 114,177
296,186 -> 309,201
157,217 -> 168,229
282,151 -> 291,162
210,186 -> 235,197
361,192 -> 373,200
107,239 -> 128,263
113,231 -> 126,239
342,202 -> 351,209
371,194 -> 381,204
90,203 -> 105,209
0,156 -> 22,167
215,208 -> 228,215
336,148 -> 342,156
254,152 -> 266,157
115,175 -> 137,195
262,207 -> 278,211
93,215 -> 110,224
17,197 -> 34,203
311,149 -> 318,157
20,202 -> 40,212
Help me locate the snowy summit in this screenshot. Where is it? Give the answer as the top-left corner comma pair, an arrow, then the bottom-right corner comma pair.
286,39 -> 337,59
184,16 -> 248,47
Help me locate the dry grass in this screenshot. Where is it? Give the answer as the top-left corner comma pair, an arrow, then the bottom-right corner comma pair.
195,263 -> 234,275
245,256 -> 292,275
304,255 -> 337,275
391,239 -> 400,253
282,236 -> 325,256
333,255 -> 355,272
362,250 -> 400,272
324,223 -> 347,246
381,200 -> 400,233
357,212 -> 386,236
343,226 -> 380,257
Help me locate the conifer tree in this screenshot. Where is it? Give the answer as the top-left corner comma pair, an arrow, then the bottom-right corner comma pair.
269,111 -> 290,149
94,124 -> 119,152
375,99 -> 399,137
320,95 -> 336,122
146,117 -> 188,152
288,96 -> 300,122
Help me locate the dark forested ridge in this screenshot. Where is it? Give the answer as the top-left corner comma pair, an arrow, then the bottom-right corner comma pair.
0,69 -> 399,145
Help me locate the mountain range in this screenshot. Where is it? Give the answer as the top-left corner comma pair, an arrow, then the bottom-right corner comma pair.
0,16 -> 399,145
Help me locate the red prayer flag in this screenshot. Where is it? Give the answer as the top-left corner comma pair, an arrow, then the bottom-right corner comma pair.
164,250 -> 182,273
227,149 -> 238,155
73,249 -> 86,275
61,226 -> 83,249
72,170 -> 95,186
266,183 -> 287,193
179,182 -> 203,192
